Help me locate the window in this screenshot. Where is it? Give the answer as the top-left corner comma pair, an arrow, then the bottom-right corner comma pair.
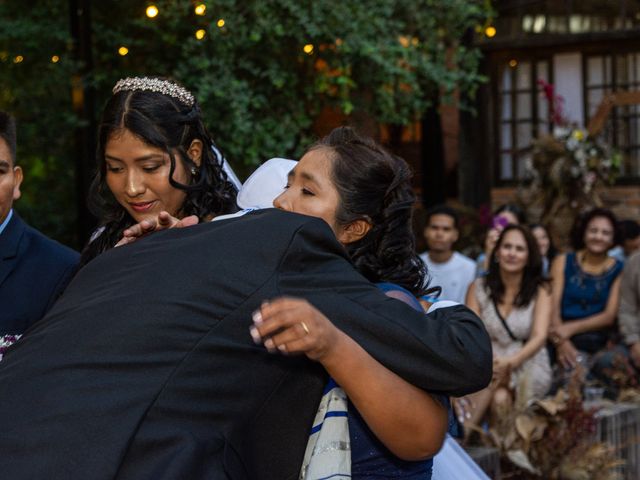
585,52 -> 640,178
496,57 -> 552,181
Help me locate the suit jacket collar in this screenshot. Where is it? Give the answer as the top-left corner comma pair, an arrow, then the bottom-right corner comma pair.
0,213 -> 26,287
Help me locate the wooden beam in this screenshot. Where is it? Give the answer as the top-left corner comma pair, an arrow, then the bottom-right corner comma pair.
587,91 -> 640,136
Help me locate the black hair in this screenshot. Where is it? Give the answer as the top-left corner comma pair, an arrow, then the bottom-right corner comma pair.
570,207 -> 621,251
485,224 -> 546,307
494,203 -> 527,225
80,78 -> 237,266
529,223 -> 557,265
425,204 -> 459,229
311,126 -> 426,296
0,111 -> 17,165
619,219 -> 640,241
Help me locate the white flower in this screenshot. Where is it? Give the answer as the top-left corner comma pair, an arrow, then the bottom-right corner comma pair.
554,126 -> 570,138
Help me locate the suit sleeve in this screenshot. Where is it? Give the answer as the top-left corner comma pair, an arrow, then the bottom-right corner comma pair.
276,217 -> 492,397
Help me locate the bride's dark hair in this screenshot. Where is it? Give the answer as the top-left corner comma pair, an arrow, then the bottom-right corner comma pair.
80,79 -> 237,266
311,127 -> 426,296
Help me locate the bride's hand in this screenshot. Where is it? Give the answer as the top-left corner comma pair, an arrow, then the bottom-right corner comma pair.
115,212 -> 199,247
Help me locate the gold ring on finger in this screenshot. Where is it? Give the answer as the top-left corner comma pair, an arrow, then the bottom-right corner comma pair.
300,321 -> 310,335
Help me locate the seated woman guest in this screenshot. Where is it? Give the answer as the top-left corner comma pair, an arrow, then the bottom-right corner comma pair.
530,223 -> 556,277
79,77 -> 237,265
549,208 -> 623,369
462,225 -> 552,433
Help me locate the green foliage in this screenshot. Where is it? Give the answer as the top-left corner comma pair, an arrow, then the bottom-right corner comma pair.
0,0 -> 492,245
0,0 -> 80,246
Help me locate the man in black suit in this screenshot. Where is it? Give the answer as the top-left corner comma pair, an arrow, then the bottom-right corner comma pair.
0,208 -> 491,479
0,111 -> 78,356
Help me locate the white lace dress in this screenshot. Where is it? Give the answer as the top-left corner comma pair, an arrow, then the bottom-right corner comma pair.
475,279 -> 552,400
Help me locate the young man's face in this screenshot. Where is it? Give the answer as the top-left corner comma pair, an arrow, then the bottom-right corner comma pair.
424,213 -> 458,253
0,136 -> 22,225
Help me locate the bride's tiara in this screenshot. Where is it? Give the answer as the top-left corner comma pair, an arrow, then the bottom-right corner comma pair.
112,77 -> 195,107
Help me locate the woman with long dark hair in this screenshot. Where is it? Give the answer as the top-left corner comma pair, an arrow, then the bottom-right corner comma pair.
80,77 -> 237,266
462,224 -> 552,432
530,223 -> 556,277
257,127 -> 448,478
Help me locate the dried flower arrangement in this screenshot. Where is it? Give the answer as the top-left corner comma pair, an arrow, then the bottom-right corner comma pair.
471,368 -> 624,479
522,126 -> 621,219
517,81 -> 621,248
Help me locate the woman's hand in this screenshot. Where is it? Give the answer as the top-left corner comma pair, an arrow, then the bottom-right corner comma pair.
484,228 -> 500,256
492,356 -> 513,387
249,297 -> 343,363
556,339 -> 579,369
115,211 -> 199,247
552,323 -> 574,344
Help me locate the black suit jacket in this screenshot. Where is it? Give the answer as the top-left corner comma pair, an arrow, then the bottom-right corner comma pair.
0,212 -> 79,334
0,209 -> 491,479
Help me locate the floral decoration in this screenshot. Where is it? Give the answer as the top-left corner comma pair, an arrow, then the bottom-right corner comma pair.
472,368 -> 623,479
518,81 -> 621,247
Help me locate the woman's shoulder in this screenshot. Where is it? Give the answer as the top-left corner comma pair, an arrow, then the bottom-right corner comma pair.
550,252 -> 568,274
611,257 -> 624,276
377,282 -> 422,312
470,277 -> 489,304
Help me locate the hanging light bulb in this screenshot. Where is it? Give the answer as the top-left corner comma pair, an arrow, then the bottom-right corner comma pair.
485,26 -> 497,38
146,5 -> 159,18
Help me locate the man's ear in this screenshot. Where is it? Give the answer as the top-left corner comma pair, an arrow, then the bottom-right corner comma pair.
187,139 -> 203,167
338,219 -> 372,245
12,165 -> 23,201
452,228 -> 459,243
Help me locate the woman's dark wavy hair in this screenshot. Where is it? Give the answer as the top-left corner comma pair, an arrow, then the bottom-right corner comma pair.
485,224 -> 547,307
310,126 -> 427,296
80,79 -> 237,266
570,207 -> 621,251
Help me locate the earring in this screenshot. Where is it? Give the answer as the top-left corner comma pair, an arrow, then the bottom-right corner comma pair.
190,166 -> 199,176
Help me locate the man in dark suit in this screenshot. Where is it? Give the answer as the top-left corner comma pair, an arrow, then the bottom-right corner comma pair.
0,208 -> 491,479
0,112 -> 78,356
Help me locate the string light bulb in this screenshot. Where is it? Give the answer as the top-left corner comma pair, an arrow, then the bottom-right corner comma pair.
303,44 -> 314,54
146,5 -> 159,18
195,29 -> 206,40
118,46 -> 129,56
195,4 -> 206,16
485,26 -> 497,38
51,55 -> 60,63
217,18 -> 225,28
13,55 -> 24,63
509,59 -> 518,68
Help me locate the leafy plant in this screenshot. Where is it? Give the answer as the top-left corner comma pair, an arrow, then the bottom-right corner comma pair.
0,0 -> 492,245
